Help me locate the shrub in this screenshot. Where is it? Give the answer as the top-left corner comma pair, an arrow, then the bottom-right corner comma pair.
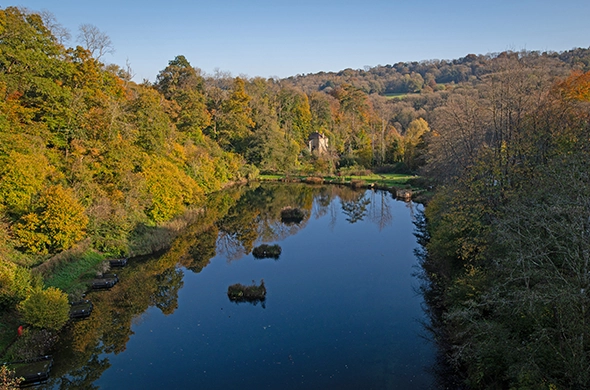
18,287 -> 69,331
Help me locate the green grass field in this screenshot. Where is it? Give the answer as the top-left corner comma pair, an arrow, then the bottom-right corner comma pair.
260,172 -> 418,188
384,92 -> 409,100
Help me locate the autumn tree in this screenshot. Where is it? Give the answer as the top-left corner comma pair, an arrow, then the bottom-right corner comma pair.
0,151 -> 50,216
13,185 -> 88,254
213,77 -> 254,152
142,156 -> 204,222
401,118 -> 430,170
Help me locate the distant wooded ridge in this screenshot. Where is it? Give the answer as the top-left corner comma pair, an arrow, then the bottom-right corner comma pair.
284,47 -> 590,94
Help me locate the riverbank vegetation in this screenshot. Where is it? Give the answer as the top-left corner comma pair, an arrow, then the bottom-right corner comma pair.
1,5 -> 590,386
418,60 -> 590,388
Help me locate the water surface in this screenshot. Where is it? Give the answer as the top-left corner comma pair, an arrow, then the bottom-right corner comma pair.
47,184 -> 435,389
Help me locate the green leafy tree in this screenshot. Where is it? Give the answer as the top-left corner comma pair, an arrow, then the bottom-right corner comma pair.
243,78 -> 299,172
215,77 -> 254,152
401,118 -> 430,170
128,84 -> 173,152
155,55 -> 210,141
277,85 -> 312,145
0,259 -> 32,307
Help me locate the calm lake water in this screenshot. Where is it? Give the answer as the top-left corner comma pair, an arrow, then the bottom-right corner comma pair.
45,184 -> 436,389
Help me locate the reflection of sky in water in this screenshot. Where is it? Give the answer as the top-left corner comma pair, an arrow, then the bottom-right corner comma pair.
86,188 -> 434,389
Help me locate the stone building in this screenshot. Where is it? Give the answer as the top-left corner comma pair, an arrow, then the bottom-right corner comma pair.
307,132 -> 329,155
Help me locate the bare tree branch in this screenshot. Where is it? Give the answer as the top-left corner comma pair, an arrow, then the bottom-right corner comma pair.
77,23 -> 114,61
39,10 -> 71,45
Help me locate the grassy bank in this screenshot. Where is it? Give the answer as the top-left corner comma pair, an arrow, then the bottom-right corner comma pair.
43,251 -> 106,296
261,172 -> 416,186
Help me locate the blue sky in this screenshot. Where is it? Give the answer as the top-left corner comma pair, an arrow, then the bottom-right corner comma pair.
12,0 -> 590,81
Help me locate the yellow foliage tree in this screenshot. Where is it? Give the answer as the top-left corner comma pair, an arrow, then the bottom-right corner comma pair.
401,118 -> 430,170
13,185 -> 88,254
0,151 -> 49,216
142,156 -> 204,222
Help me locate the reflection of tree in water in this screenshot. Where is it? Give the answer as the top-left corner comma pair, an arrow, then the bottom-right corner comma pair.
183,226 -> 218,273
216,190 -> 262,261
216,184 -> 317,260
151,267 -> 184,315
257,219 -> 302,244
216,230 -> 249,261
405,198 -> 418,221
367,191 -> 393,230
41,346 -> 109,390
341,194 -> 372,223
311,187 -> 333,220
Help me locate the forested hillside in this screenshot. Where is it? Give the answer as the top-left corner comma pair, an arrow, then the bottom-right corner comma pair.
286,48 -> 590,95
418,56 -> 590,389
1,6 -> 590,387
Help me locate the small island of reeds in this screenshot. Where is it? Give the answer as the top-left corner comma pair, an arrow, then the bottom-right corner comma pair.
252,244 -> 282,259
227,280 -> 267,303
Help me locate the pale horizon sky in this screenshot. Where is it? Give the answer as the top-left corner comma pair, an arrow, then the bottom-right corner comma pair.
11,0 -> 590,82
